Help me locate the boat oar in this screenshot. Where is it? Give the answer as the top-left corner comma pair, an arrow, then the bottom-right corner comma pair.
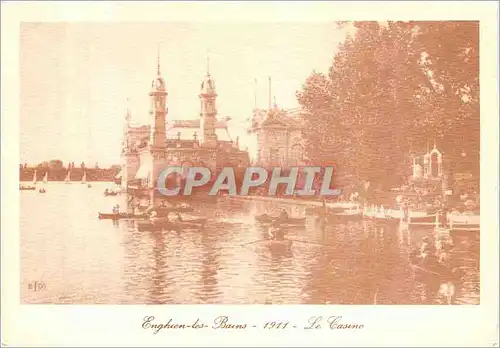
241,239 -> 267,247
286,238 -> 335,248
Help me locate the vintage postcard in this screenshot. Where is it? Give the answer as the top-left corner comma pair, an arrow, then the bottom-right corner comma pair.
2,1 -> 499,347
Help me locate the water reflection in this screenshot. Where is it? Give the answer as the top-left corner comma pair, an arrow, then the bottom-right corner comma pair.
20,183 -> 480,304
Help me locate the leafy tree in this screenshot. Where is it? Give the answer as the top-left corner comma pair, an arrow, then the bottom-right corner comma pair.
49,159 -> 63,169
297,21 -> 479,192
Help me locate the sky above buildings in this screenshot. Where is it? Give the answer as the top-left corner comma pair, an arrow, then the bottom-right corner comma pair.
20,22 -> 351,166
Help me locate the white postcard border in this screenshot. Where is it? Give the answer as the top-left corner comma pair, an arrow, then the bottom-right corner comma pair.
1,1 -> 498,347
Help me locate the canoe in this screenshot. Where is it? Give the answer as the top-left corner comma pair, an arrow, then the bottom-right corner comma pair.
408,252 -> 455,279
98,212 -> 147,220
136,220 -> 178,232
407,215 -> 437,224
408,253 -> 442,279
363,213 -> 400,225
267,239 -> 293,250
174,218 -> 208,229
306,206 -> 346,215
329,211 -> 363,221
255,214 -> 306,226
20,186 -> 36,191
104,191 -> 119,196
136,218 -> 207,231
153,206 -> 194,215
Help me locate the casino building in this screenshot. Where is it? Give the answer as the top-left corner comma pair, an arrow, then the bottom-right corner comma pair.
118,56 -> 249,198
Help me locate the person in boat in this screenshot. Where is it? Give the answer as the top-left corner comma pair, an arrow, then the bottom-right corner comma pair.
268,220 -> 284,241
111,204 -> 121,214
150,210 -> 160,223
402,201 -> 410,223
105,189 -> 109,195
278,209 -> 289,222
133,203 -> 141,216
419,236 -> 438,267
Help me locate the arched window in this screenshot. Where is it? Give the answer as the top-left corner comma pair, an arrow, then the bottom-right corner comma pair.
290,144 -> 304,166
269,148 -> 280,166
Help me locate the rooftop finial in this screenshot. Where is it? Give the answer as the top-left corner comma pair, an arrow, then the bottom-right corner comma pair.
268,76 -> 272,110
157,44 -> 161,75
206,48 -> 210,76
125,98 -> 131,123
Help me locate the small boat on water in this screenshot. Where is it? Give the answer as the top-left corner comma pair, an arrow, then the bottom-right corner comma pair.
267,239 -> 293,251
32,170 -> 37,185
81,171 -> 87,185
20,185 -> 36,191
153,206 -> 194,215
38,188 -> 46,193
98,212 -> 148,220
255,214 -> 306,226
136,217 -> 207,232
42,172 -> 48,184
328,210 -> 363,222
104,189 -> 119,196
448,212 -> 480,225
407,214 -> 437,224
363,212 -> 400,225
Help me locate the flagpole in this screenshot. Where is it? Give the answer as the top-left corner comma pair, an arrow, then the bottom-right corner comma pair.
268,76 -> 272,110
254,78 -> 258,109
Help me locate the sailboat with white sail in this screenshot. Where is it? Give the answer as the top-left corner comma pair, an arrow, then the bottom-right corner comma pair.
64,170 -> 71,184
33,170 -> 37,184
81,171 -> 87,184
43,172 -> 48,184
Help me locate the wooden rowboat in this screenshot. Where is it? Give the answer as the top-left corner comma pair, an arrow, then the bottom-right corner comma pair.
153,206 -> 194,215
255,214 -> 306,226
405,214 -> 437,224
98,212 -> 147,220
136,218 -> 207,232
20,186 -> 36,191
366,215 -> 400,225
408,253 -> 452,279
104,191 -> 119,196
329,211 -> 363,221
267,239 -> 293,251
175,218 -> 208,229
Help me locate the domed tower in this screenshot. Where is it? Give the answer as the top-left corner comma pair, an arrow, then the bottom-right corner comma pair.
199,61 -> 218,148
149,54 -> 168,149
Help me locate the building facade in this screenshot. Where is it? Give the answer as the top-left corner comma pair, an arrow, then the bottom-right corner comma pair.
119,59 -> 249,195
249,103 -> 306,168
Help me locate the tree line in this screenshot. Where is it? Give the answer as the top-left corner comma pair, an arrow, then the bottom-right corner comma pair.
19,160 -> 121,182
297,21 -> 479,194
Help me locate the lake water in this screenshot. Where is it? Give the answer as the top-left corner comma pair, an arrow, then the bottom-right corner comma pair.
20,182 -> 480,304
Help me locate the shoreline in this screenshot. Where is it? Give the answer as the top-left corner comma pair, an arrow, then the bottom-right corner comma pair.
229,195 -> 359,209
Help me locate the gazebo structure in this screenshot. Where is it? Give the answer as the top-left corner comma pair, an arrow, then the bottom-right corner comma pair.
412,144 -> 443,181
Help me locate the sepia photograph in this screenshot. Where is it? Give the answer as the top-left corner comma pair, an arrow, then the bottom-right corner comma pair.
17,20 -> 482,306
